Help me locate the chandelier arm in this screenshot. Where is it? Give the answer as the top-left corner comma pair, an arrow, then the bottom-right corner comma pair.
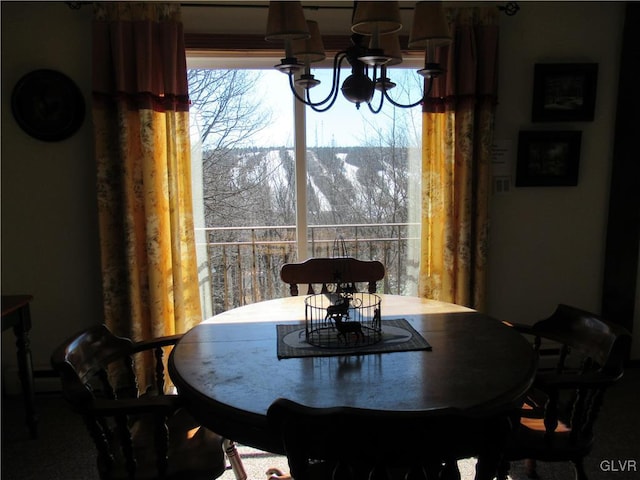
382,91 -> 424,109
332,52 -> 349,93
366,65 -> 384,114
306,52 -> 349,107
307,94 -> 342,112
288,74 -> 317,105
367,89 -> 385,114
423,76 -> 436,98
287,52 -> 349,108
287,73 -> 339,109
306,74 -> 345,112
381,77 -> 435,109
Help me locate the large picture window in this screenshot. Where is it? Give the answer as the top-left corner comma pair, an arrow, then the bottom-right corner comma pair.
188,57 -> 422,316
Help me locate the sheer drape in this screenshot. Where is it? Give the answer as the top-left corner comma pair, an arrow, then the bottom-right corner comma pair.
418,7 -> 499,311
92,3 -> 201,357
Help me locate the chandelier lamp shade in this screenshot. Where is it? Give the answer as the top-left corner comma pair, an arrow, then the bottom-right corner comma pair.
265,1 -> 451,113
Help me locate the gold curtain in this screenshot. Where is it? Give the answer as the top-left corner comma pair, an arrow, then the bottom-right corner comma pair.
92,3 -> 201,352
418,7 -> 499,311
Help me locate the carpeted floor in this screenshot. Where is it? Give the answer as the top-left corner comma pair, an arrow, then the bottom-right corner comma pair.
2,367 -> 639,480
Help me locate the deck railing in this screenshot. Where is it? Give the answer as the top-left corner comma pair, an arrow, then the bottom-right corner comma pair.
195,223 -> 420,316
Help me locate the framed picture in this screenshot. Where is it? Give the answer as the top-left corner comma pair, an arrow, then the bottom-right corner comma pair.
532,63 -> 598,122
11,69 -> 85,142
516,131 -> 582,187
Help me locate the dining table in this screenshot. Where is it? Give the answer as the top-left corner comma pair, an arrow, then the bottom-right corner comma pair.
169,294 -> 537,476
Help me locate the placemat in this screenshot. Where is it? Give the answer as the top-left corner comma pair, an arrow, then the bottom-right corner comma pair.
276,318 -> 431,359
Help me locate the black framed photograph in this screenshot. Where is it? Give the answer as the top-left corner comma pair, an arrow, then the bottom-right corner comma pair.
516,131 -> 582,187
532,63 -> 598,122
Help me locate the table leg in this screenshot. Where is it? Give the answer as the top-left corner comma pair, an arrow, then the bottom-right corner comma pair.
12,306 -> 38,439
474,415 -> 511,480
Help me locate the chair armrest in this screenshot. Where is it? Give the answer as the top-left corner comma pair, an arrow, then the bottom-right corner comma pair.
502,321 -> 536,336
131,334 -> 184,353
128,334 -> 184,396
534,370 -> 621,389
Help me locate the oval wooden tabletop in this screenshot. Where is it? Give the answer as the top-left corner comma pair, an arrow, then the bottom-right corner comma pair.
169,295 -> 536,453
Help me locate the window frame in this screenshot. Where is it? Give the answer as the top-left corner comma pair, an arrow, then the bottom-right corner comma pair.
186,35 -> 424,314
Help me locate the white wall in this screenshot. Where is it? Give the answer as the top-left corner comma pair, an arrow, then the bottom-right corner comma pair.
489,2 -> 626,325
1,1 -> 636,378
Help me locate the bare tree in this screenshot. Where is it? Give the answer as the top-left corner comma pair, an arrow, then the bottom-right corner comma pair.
189,70 -> 272,149
188,70 -> 281,227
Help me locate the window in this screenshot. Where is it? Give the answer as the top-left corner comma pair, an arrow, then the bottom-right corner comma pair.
188,56 -> 422,316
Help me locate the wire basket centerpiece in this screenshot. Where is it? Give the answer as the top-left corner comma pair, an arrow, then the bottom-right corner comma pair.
304,288 -> 382,348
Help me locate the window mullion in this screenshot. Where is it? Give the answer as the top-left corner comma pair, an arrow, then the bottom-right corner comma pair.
294,83 -> 309,262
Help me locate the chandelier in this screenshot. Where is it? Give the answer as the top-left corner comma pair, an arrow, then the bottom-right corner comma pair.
265,1 -> 451,113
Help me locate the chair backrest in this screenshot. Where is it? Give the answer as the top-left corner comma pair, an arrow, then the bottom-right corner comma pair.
51,325 -> 135,408
50,325 -> 226,480
267,398 -> 505,480
280,257 -> 385,296
531,304 -> 631,377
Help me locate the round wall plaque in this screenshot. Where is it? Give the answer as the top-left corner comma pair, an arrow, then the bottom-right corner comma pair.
11,69 -> 85,142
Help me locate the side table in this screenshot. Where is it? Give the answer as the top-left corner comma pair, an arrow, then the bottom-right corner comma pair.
2,295 -> 38,438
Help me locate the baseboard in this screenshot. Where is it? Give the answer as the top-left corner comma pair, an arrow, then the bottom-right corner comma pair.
2,366 -> 61,396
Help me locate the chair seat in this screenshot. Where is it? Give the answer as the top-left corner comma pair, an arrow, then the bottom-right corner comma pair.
507,399 -> 574,460
519,402 -> 571,433
519,416 -> 570,433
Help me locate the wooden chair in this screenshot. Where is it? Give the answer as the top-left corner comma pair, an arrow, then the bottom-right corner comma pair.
499,304 -> 632,480
50,324 -> 247,480
267,397 -> 513,480
280,257 -> 385,296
